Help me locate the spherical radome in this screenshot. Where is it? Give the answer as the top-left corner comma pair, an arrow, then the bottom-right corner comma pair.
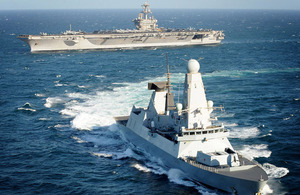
176,103 -> 183,112
187,59 -> 200,73
207,100 -> 214,108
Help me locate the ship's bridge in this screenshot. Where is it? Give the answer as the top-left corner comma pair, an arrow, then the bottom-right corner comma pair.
132,1 -> 158,31
176,125 -> 229,142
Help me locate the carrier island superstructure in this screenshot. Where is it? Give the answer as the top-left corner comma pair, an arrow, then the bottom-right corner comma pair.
18,2 -> 224,52
115,58 -> 268,194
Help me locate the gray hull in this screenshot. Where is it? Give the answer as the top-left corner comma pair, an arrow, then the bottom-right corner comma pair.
18,31 -> 223,52
119,124 -> 267,195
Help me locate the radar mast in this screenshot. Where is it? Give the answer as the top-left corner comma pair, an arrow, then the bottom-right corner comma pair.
142,1 -> 151,20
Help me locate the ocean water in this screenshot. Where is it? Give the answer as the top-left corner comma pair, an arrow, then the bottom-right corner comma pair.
0,9 -> 299,194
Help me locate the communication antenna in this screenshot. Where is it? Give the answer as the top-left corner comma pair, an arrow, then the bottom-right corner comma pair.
166,52 -> 171,93
197,57 -> 204,61
177,56 -> 204,62
177,82 -> 180,103
165,52 -> 176,111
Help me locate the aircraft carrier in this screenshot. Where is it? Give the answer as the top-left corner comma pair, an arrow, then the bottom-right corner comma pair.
18,2 -> 224,52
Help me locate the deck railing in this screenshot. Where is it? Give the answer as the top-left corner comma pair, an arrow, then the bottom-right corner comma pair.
182,158 -> 219,173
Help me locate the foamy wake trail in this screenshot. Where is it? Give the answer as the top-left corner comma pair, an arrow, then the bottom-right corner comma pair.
57,75 -> 170,130
92,142 -> 217,194
131,161 -> 217,194
237,146 -> 288,195
263,163 -> 289,179
125,149 -> 218,194
261,163 -> 290,195
91,148 -> 142,161
229,126 -> 260,139
222,122 -> 238,127
168,169 -> 218,195
262,184 -> 273,194
238,144 -> 272,160
131,162 -> 168,175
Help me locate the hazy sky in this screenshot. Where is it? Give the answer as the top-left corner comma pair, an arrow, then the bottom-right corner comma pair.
1,0 -> 300,10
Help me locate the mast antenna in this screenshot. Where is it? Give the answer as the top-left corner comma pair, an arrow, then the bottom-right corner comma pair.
177,83 -> 180,103
166,52 -> 171,94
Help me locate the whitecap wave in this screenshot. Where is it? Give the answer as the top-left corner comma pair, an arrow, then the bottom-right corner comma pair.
35,93 -> 46,97
38,117 -> 52,121
89,74 -> 106,78
90,152 -> 113,158
17,107 -> 36,112
77,85 -> 87,88
71,136 -> 87,143
132,163 -> 151,173
44,97 -> 66,108
54,124 -> 70,128
17,102 -> 36,112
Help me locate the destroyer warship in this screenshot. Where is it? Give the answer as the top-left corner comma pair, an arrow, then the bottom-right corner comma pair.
18,2 -> 224,52
115,57 -> 268,194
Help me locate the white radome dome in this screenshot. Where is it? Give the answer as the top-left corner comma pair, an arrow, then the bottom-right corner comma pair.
176,103 -> 183,112
207,100 -> 214,108
187,59 -> 200,73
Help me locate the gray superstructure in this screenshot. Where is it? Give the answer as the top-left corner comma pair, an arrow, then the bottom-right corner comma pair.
115,57 -> 268,194
18,2 -> 224,52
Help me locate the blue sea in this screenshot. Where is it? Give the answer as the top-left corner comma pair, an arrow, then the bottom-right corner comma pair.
0,9 -> 299,195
